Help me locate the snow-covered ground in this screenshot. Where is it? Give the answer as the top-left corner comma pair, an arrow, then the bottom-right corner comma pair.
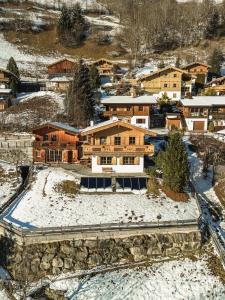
0,161 -> 20,208
2,167 -> 199,228
48,257 -> 225,300
0,289 -> 10,300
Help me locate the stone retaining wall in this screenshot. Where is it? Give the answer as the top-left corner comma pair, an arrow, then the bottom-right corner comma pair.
3,230 -> 201,281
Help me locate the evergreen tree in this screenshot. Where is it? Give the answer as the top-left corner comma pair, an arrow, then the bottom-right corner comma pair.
7,57 -> 20,95
65,59 -> 95,127
203,0 -> 219,39
160,132 -> 189,193
208,48 -> 224,76
175,55 -> 181,68
89,65 -> 100,90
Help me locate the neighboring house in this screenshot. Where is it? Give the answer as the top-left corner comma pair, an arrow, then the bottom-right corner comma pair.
138,66 -> 195,101
205,76 -> 225,95
182,62 -> 210,86
101,95 -> 157,129
81,118 -> 156,173
45,76 -> 72,93
180,97 -> 225,131
0,68 -> 19,89
33,122 -> 80,164
0,89 -> 13,111
165,113 -> 183,130
47,58 -> 76,78
89,58 -> 122,83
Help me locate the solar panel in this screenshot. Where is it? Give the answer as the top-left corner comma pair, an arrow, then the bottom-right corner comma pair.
104,178 -> 112,190
124,178 -> 132,191
89,177 -> 97,190
139,177 -> 147,190
116,178 -> 124,191
80,177 -> 89,191
97,178 -> 104,189
131,178 -> 139,190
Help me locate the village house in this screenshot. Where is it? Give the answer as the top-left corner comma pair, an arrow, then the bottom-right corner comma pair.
89,58 -> 123,83
180,97 -> 225,131
138,66 -> 196,101
0,68 -> 19,90
205,76 -> 225,95
33,122 -> 80,164
0,88 -> 13,111
182,62 -> 210,90
101,95 -> 157,129
81,118 -> 156,174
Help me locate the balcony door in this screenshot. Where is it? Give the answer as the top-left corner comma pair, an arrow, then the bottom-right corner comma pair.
45,150 -> 62,163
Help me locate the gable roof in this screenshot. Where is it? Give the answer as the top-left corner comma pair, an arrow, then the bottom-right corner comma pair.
138,66 -> 194,82
32,122 -> 80,135
0,68 -> 19,81
89,58 -> 119,67
81,119 -> 157,136
101,95 -> 157,105
182,62 -> 211,70
207,76 -> 225,86
180,96 -> 225,107
47,58 -> 77,68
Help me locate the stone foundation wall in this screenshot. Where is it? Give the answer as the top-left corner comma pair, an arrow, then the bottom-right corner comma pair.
4,230 -> 202,281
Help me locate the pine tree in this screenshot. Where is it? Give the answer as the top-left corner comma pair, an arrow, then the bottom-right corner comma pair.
203,0 -> 219,39
65,59 -> 95,127
161,132 -> 189,193
208,48 -> 224,76
89,65 -> 100,90
175,56 -> 181,68
7,57 -> 20,95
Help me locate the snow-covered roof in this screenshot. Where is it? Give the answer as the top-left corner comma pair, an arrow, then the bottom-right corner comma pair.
0,88 -> 12,94
49,76 -> 72,82
216,129 -> 225,135
182,61 -> 210,69
101,95 -> 157,105
180,96 -> 225,107
47,58 -> 76,67
33,122 -> 80,134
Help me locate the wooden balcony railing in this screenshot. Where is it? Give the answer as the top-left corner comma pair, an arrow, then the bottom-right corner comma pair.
34,141 -> 77,149
82,144 -> 154,155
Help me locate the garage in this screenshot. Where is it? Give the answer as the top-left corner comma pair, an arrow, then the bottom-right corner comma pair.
193,121 -> 205,131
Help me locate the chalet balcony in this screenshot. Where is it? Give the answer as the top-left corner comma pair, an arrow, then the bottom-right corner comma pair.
210,113 -> 225,120
33,141 -> 77,149
103,110 -> 133,117
82,144 -> 154,155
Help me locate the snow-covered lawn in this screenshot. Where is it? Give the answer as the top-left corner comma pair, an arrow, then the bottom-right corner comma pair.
49,257 -> 225,300
0,161 -> 20,208
2,167 -> 199,228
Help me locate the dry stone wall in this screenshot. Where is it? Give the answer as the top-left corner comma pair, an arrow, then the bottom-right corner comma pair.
4,230 -> 202,281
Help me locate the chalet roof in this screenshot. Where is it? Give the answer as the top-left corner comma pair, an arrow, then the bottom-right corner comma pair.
182,62 -> 211,70
101,95 -> 157,105
0,68 -> 19,81
33,122 -> 80,135
207,76 -> 225,86
49,76 -> 72,82
138,66 -> 195,81
47,58 -> 76,68
180,96 -> 225,107
89,58 -> 119,67
0,88 -> 12,94
81,119 -> 157,136
216,129 -> 225,135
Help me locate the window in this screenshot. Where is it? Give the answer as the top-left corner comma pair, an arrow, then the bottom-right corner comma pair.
43,134 -> 48,141
136,118 -> 146,124
100,137 -> 107,145
174,74 -> 177,78
114,136 -> 121,145
35,150 -> 41,158
127,106 -> 131,111
51,135 -> 57,141
173,83 -> 177,88
113,107 -> 116,111
129,137 -> 136,145
100,157 -> 112,165
45,150 -> 62,162
123,156 -> 135,165
164,83 -> 168,88
138,106 -> 143,111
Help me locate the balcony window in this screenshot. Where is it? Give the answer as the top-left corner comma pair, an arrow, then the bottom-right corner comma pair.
114,136 -> 121,145
123,156 -> 135,165
100,157 -> 112,165
129,137 -> 136,145
138,106 -> 144,111
100,137 -> 107,145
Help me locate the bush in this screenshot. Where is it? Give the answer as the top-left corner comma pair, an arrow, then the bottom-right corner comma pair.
161,185 -> 189,202
146,169 -> 159,196
55,180 -> 79,197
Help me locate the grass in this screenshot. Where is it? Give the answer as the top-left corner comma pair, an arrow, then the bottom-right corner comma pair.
55,180 -> 79,197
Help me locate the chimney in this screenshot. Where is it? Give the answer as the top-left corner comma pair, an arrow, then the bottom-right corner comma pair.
90,120 -> 94,127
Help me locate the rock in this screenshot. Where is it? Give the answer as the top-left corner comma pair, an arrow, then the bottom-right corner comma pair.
42,254 -> 55,263
60,244 -> 73,256
40,261 -> 51,271
130,247 -> 147,261
74,247 -> 88,261
84,240 -> 97,248
64,258 -> 73,269
88,253 -> 102,266
52,256 -> 64,268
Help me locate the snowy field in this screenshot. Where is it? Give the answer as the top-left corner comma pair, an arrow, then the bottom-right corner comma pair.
49,257 -> 225,300
2,167 -> 199,228
0,161 -> 20,208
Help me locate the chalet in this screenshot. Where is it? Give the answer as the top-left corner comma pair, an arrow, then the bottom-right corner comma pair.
165,113 -> 183,131
205,76 -> 225,95
33,122 -> 80,164
47,58 -> 76,78
101,95 -> 157,129
180,97 -> 225,131
81,118 -> 156,174
182,62 -> 210,87
0,88 -> 13,111
0,68 -> 19,89
45,76 -> 72,93
89,58 -> 122,83
138,66 -> 195,101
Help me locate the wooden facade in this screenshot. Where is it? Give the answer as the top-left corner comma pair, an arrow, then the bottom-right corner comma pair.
206,76 -> 225,95
47,59 -> 76,77
33,123 -> 80,164
90,58 -> 121,78
81,120 -> 156,173
138,66 -> 194,99
0,68 -> 19,89
103,104 -> 152,118
182,62 -> 210,86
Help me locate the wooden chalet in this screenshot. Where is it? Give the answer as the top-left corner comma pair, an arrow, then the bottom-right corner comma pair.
138,66 -> 195,101
47,58 -> 76,78
180,97 -> 225,131
33,122 -> 80,164
81,118 -> 156,174
182,62 -> 210,87
89,58 -> 122,81
0,88 -> 13,111
101,95 -> 157,129
205,76 -> 225,95
0,68 -> 19,89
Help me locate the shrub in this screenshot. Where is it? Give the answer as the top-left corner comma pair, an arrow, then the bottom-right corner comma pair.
55,180 -> 79,197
